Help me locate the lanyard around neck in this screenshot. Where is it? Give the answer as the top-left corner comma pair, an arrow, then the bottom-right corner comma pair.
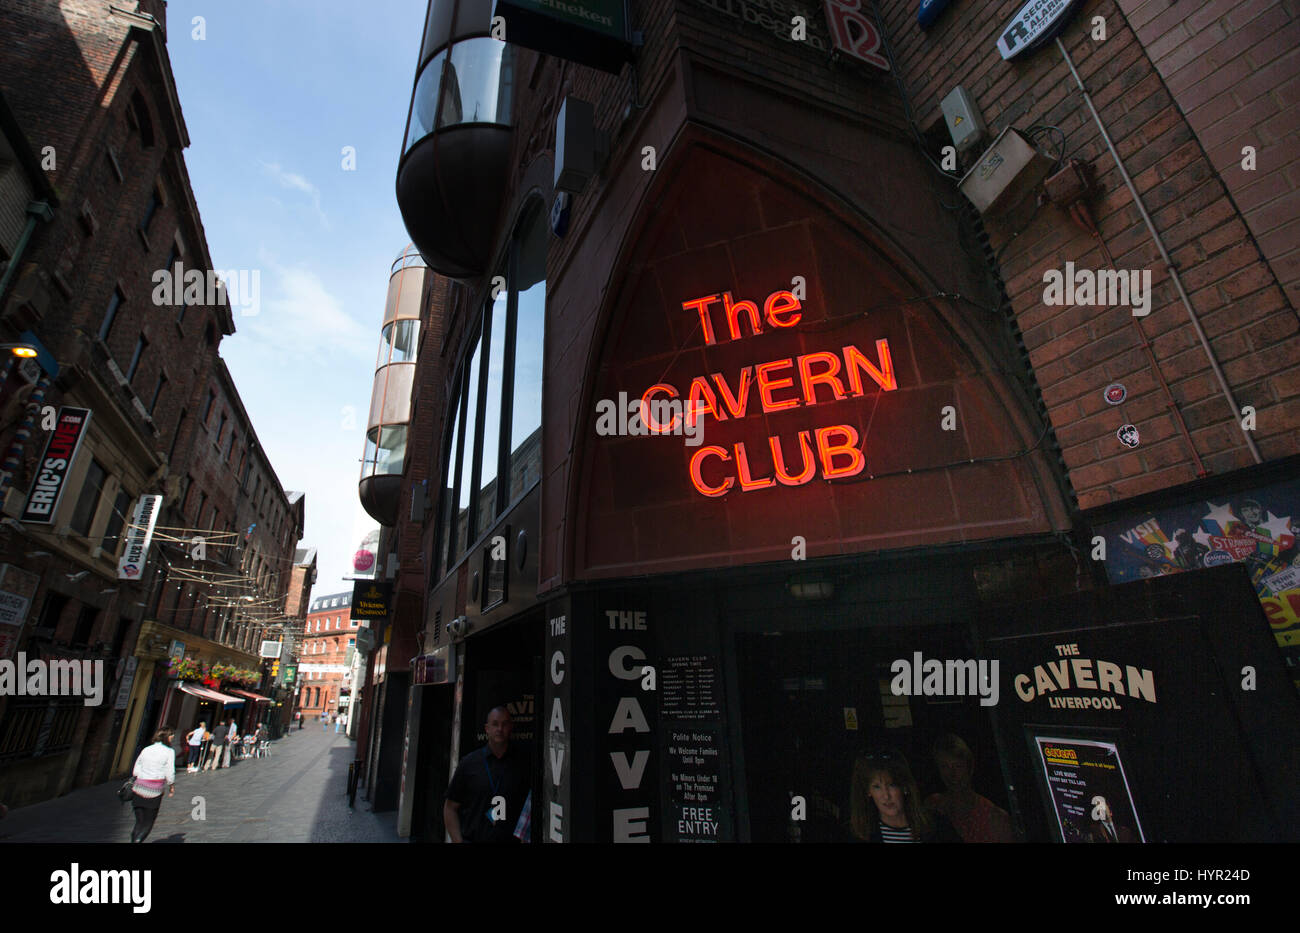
483,746 -> 502,795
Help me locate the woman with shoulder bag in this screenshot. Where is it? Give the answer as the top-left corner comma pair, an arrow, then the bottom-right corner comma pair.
129,729 -> 177,843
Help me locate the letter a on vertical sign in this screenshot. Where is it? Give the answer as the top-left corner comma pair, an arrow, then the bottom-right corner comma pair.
118,495 -> 163,580
823,0 -> 890,70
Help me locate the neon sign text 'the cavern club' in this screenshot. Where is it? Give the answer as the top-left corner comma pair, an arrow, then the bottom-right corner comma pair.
630,287 -> 897,497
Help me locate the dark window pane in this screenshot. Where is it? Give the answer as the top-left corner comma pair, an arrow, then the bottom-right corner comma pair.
99,289 -> 122,342
69,460 -> 107,536
101,488 -> 133,554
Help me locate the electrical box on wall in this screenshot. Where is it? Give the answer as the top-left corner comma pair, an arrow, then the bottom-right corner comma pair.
941,86 -> 986,153
959,127 -> 1054,215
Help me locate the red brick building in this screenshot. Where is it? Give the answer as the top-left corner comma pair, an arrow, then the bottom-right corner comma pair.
0,0 -> 306,806
298,591 -> 357,722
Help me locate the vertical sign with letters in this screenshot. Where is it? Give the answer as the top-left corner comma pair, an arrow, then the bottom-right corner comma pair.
544,599 -> 571,842
597,604 -> 657,842
117,495 -> 162,580
21,407 -> 92,524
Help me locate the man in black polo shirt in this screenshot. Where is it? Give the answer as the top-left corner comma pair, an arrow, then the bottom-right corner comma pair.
445,706 -> 531,843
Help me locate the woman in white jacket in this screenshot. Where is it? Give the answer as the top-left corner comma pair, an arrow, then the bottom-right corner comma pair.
130,729 -> 177,843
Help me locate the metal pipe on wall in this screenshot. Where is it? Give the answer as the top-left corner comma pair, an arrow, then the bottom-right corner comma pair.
1055,37 -> 1262,466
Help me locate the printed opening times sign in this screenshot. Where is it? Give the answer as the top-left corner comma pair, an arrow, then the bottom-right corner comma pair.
629,287 -> 897,497
21,407 -> 92,524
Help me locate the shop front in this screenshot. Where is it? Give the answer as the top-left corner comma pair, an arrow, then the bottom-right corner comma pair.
111,619 -> 263,774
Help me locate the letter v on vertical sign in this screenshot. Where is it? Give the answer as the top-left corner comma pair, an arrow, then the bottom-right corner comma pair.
550,745 -> 565,786
611,750 -> 650,790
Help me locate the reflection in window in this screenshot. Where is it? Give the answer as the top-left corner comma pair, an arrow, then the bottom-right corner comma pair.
477,290 -> 507,534
455,334 -> 482,558
362,425 -> 407,478
377,319 -> 420,367
447,39 -> 513,125
434,200 -> 546,582
508,206 -> 546,504
403,39 -> 514,154
439,381 -> 464,579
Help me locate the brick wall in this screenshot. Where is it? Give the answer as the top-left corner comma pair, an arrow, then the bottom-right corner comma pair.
1113,0 -> 1299,311
878,0 -> 1300,509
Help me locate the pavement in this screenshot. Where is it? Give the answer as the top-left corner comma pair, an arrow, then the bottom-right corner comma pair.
0,727 -> 402,844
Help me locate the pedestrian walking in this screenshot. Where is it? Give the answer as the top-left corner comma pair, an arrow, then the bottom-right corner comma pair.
334,714 -> 341,733
185,722 -> 206,773
129,729 -> 176,843
322,712 -> 328,732
205,720 -> 228,771
340,712 -> 348,732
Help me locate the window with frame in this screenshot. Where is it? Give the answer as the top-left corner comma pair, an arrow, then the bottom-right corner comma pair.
100,487 -> 133,555
149,373 -> 167,415
140,186 -> 161,235
434,200 -> 546,580
99,288 -> 123,342
203,390 -> 216,425
69,460 -> 108,536
126,336 -> 147,383
169,408 -> 188,462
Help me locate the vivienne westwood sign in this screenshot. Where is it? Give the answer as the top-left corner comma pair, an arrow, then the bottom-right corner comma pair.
997,0 -> 1085,60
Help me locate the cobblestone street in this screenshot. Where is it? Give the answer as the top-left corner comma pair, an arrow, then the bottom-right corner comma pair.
0,729 -> 400,844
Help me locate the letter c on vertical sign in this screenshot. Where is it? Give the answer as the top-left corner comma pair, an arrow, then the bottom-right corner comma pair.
609,645 -> 646,680
551,650 -> 565,685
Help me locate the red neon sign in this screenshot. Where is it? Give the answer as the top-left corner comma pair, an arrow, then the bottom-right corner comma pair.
631,286 -> 897,497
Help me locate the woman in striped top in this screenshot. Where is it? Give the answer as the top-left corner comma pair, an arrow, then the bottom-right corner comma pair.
129,729 -> 177,843
851,750 -> 961,843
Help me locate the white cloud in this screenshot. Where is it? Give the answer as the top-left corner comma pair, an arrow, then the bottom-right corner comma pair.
242,261 -> 372,361
260,161 -> 330,229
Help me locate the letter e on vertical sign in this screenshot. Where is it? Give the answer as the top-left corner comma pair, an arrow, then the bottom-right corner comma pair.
823,0 -> 890,70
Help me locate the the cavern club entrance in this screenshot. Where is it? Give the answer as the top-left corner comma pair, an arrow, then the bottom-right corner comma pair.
730,551 -> 1015,844
732,560 -> 1300,843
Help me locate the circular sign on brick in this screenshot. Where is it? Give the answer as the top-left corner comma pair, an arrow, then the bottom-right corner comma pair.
1104,383 -> 1126,405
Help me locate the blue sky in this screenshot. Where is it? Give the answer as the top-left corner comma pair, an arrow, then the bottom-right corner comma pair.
167,1 -> 425,597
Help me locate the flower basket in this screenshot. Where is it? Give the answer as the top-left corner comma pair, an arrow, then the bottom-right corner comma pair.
168,657 -> 208,682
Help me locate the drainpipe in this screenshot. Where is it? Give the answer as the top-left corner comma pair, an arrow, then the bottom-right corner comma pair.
0,200 -> 54,303
1055,38 -> 1262,465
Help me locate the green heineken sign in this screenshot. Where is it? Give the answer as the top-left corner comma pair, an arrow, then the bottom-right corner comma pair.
493,0 -> 633,74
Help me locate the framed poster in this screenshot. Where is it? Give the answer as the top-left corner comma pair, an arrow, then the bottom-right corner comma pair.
1029,731 -> 1144,843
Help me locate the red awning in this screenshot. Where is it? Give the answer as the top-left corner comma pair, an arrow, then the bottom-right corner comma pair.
227,688 -> 273,703
178,682 -> 245,705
